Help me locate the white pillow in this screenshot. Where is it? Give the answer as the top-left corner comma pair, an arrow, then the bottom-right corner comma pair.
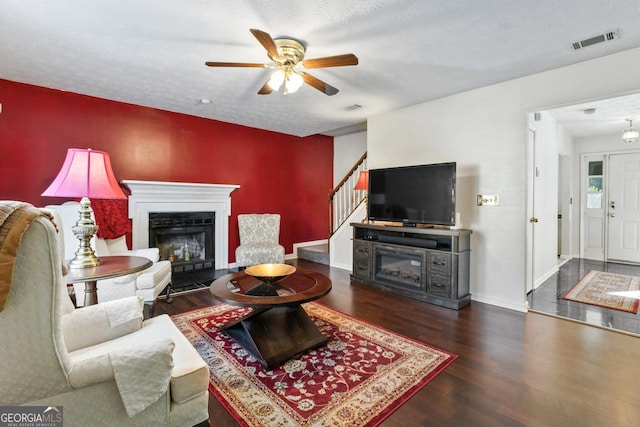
94,237 -> 110,257
106,235 -> 129,254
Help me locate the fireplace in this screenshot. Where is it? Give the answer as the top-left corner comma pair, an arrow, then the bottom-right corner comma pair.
124,180 -> 239,270
149,211 -> 215,274
373,245 -> 426,291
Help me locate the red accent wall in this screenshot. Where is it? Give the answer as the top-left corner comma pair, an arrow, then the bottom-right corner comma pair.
0,79 -> 333,262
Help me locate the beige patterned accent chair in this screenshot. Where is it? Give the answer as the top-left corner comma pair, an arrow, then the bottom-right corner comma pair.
235,213 -> 285,268
0,213 -> 209,426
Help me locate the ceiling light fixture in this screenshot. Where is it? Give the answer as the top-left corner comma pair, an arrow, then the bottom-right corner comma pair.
267,69 -> 304,94
623,119 -> 639,143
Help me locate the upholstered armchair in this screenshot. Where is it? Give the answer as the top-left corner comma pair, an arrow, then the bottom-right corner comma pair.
46,202 -> 172,313
235,213 -> 285,268
0,204 -> 209,426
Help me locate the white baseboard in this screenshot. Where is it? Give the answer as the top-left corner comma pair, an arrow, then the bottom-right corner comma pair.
330,262 -> 352,272
471,293 -> 528,313
534,265 -> 559,290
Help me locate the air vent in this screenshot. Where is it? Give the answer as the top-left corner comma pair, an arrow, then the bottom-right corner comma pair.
571,30 -> 619,50
343,104 -> 362,111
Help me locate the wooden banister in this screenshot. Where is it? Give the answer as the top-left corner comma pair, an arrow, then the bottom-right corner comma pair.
328,152 -> 367,239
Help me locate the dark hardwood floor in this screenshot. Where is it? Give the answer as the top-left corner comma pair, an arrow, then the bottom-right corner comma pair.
155,259 -> 640,427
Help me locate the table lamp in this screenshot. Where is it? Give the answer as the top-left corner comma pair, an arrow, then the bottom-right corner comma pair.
354,170 -> 369,222
42,148 -> 127,269
354,170 -> 368,192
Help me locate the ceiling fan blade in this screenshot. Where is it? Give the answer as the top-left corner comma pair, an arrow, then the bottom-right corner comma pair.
250,28 -> 282,59
205,61 -> 266,68
301,72 -> 339,96
302,54 -> 358,69
258,80 -> 273,95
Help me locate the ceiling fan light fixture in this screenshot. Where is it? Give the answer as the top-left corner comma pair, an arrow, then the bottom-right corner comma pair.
268,69 -> 285,91
205,29 -> 357,97
284,71 -> 304,94
623,119 -> 639,143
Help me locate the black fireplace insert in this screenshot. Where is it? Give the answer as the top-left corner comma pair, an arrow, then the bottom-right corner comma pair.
148,211 -> 215,274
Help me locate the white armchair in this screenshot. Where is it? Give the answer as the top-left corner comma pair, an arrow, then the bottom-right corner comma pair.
46,202 -> 172,314
0,204 -> 209,426
235,213 -> 285,268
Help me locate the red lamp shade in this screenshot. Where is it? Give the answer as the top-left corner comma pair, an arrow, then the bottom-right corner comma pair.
42,148 -> 126,199
354,170 -> 369,191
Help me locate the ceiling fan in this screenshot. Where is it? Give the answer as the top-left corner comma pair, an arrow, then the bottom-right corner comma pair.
205,29 -> 358,96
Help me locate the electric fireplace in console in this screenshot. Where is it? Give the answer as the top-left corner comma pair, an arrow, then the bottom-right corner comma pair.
148,212 -> 215,274
374,246 -> 426,291
351,222 -> 472,310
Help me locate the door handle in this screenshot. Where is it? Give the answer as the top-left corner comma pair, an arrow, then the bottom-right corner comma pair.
609,213 -> 616,218
530,217 -> 539,223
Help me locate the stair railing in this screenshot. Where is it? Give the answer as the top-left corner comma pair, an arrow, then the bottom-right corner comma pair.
328,152 -> 367,238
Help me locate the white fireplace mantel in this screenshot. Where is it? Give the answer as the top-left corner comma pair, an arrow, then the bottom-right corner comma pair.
123,180 -> 240,269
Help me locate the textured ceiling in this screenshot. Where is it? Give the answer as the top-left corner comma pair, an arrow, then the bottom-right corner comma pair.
1,0 -> 640,137
546,93 -> 640,138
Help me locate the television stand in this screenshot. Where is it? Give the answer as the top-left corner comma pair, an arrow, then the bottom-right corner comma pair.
350,222 -> 472,310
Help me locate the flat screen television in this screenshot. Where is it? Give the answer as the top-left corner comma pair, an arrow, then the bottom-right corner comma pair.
368,162 -> 456,226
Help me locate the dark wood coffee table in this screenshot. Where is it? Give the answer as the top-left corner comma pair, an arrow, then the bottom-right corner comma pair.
210,268 -> 332,370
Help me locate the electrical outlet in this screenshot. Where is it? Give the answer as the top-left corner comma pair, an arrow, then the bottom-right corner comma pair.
477,194 -> 499,206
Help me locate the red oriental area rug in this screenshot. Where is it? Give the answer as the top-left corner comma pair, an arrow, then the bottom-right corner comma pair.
172,303 -> 456,426
562,270 -> 640,313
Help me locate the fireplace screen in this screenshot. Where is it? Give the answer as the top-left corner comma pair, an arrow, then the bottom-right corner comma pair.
149,212 -> 215,274
374,246 -> 425,291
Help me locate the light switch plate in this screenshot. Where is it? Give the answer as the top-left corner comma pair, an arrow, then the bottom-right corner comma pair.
477,194 -> 499,206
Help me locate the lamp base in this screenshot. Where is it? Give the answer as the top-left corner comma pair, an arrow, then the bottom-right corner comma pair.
68,197 -> 101,270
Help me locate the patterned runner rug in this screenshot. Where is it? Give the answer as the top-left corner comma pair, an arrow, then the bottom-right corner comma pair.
172,303 -> 456,426
562,270 -> 640,313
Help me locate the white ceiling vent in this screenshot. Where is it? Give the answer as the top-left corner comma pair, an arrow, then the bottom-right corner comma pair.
571,30 -> 619,50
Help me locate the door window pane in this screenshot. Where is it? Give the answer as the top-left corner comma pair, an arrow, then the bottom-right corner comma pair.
587,193 -> 602,209
588,177 -> 603,193
588,161 -> 603,176
587,161 -> 603,209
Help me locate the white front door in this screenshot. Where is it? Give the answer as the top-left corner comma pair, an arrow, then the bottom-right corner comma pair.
581,155 -> 606,260
607,153 -> 640,263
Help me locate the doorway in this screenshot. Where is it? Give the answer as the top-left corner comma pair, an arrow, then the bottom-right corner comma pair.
526,93 -> 640,335
580,152 -> 640,263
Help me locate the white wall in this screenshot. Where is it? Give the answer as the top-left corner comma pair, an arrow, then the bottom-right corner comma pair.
333,131 -> 367,185
361,47 -> 640,312
330,202 -> 366,270
556,125 -> 574,258
574,132 -> 639,154
558,153 -> 573,258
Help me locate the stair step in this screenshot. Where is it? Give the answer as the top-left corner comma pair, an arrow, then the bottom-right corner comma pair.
297,244 -> 329,265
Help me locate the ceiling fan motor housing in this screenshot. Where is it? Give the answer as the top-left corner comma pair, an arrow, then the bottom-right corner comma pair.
271,38 -> 306,66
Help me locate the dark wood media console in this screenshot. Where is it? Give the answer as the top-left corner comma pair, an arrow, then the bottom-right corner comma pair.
350,222 -> 472,309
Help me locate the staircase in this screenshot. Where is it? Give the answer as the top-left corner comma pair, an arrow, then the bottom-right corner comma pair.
296,153 -> 367,266
297,243 -> 330,265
